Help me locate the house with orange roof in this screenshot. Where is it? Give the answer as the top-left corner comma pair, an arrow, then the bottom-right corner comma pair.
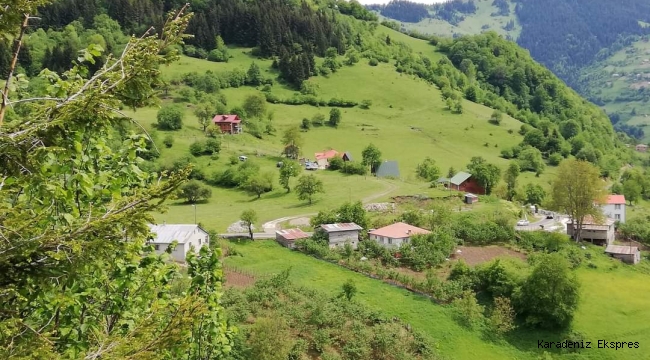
601,194 -> 626,223
368,222 -> 431,248
314,149 -> 339,169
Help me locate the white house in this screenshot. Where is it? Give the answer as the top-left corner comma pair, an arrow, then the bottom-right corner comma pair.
368,222 -> 430,248
148,223 -> 209,262
318,223 -> 362,249
602,195 -> 626,223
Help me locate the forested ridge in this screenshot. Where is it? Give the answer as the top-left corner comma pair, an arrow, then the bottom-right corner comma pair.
515,0 -> 650,90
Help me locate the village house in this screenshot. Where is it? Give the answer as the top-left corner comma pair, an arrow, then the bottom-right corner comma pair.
147,223 -> 209,262
275,228 -> 310,249
314,149 -> 339,169
566,216 -> 616,246
212,114 -> 242,134
635,144 -> 648,152
602,194 -> 626,223
368,222 -> 430,248
440,171 -> 485,194
317,223 -> 362,249
605,245 -> 641,265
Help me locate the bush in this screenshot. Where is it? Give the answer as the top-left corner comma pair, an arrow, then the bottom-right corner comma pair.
156,105 -> 184,130
452,291 -> 484,329
163,135 -> 174,148
340,161 -> 367,175
548,153 -> 563,166
189,139 -> 221,157
301,118 -> 311,130
178,180 -> 212,203
328,157 -> 344,170
207,48 -> 228,62
311,113 -> 325,126
360,99 -> 372,109
369,58 -> 378,66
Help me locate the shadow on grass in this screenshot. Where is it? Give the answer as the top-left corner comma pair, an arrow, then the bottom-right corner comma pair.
169,200 -> 210,207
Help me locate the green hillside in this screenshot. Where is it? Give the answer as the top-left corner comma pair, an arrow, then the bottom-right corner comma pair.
579,35 -> 650,142
129,27 -> 556,231
377,0 -> 520,40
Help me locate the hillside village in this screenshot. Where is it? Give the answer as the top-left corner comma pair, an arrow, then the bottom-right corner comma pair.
2,1 -> 650,359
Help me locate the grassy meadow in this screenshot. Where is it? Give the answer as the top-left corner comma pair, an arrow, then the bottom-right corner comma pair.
126,26 -> 560,231
224,240 -> 650,360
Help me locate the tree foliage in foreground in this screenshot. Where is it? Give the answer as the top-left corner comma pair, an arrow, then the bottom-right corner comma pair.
221,271 -> 435,359
0,7 -> 235,358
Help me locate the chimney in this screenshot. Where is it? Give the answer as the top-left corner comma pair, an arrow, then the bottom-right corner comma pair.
407,230 -> 411,235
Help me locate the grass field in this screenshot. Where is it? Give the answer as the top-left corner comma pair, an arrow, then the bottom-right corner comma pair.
223,240 -> 650,360
377,0 -> 520,40
129,25 -> 561,231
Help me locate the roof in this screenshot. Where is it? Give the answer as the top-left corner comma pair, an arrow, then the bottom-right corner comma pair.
315,149 -> 339,160
436,177 -> 449,183
276,228 -> 310,241
605,245 -> 639,255
148,224 -> 207,244
320,223 -> 363,232
450,171 -> 472,186
636,144 -> 648,148
369,222 -> 430,239
465,193 -> 479,198
376,160 -> 400,178
212,114 -> 241,124
342,151 -> 353,161
605,195 -> 626,205
569,216 -> 615,229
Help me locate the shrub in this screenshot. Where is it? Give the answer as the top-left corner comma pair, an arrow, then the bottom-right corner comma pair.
548,153 -> 563,166
178,180 -> 212,203
452,291 -> 484,329
156,105 -> 184,130
488,297 -> 516,336
163,135 -> 174,148
340,161 -> 367,175
328,157 -> 344,170
311,113 -> 325,126
301,118 -> 311,130
369,58 -> 379,66
360,99 -> 372,109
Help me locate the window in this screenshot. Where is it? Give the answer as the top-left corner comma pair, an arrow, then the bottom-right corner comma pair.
615,214 -> 621,220
154,245 -> 160,251
388,238 -> 392,245
615,204 -> 621,210
199,238 -> 202,245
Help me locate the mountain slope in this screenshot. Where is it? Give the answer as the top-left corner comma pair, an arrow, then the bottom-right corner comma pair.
374,0 -> 650,140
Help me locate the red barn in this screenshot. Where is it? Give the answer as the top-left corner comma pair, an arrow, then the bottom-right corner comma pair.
212,114 -> 242,134
449,171 -> 485,194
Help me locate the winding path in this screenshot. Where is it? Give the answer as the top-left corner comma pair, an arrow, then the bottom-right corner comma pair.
220,179 -> 399,238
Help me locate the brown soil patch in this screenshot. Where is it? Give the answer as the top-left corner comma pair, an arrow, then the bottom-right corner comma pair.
450,245 -> 526,266
224,270 -> 256,288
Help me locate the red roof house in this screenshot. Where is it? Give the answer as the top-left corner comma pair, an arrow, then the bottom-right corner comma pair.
368,222 -> 430,248
212,114 -> 242,134
314,149 -> 339,169
605,195 -> 626,205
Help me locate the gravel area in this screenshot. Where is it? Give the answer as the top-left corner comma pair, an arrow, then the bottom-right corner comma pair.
227,220 -> 255,233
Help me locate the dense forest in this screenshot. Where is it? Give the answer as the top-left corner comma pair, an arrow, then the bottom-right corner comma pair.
367,0 -> 429,23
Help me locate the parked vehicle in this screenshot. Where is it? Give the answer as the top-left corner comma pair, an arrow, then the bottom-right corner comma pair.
517,219 -> 530,226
